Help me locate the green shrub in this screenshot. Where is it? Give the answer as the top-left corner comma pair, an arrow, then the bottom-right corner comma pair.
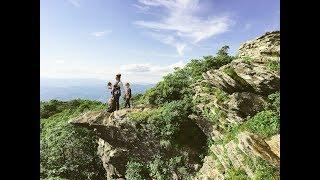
211,108 -> 279,146
125,161 -> 148,180
267,92 -> 280,114
214,88 -> 229,103
227,168 -> 249,180
267,59 -> 280,72
253,157 -> 279,180
221,123 -> 242,144
242,56 -> 253,64
244,110 -> 279,139
40,99 -> 104,119
203,107 -> 226,124
147,155 -> 191,180
143,68 -> 191,105
128,108 -> 157,123
240,149 -> 279,180
148,156 -> 171,180
131,93 -> 144,105
142,46 -> 234,106
40,100 -> 106,179
145,100 -> 192,140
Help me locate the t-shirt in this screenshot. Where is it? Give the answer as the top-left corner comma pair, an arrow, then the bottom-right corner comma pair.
125,88 -> 132,99
114,80 -> 124,96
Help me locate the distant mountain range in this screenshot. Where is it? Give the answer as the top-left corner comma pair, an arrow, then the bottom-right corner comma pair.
40,78 -> 154,102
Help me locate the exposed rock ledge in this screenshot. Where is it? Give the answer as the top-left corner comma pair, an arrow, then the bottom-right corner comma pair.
69,107 -> 160,179
195,132 -> 280,180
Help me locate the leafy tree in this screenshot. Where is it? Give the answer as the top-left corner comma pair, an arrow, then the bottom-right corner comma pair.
217,45 -> 230,57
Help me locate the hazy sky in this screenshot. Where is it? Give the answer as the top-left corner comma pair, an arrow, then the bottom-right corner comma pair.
41,0 -> 279,83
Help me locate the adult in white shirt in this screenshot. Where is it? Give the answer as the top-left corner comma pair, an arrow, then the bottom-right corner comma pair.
113,73 -> 124,110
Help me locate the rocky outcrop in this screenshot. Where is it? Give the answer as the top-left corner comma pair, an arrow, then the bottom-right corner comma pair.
69,31 -> 280,180
70,107 -> 161,179
238,31 -> 280,62
203,59 -> 280,96
70,106 -> 206,179
194,31 -> 280,137
204,31 -> 280,96
195,132 -> 280,180
194,31 -> 280,180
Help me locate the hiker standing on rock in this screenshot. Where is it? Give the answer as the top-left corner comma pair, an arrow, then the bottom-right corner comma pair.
113,73 -> 124,111
124,83 -> 132,108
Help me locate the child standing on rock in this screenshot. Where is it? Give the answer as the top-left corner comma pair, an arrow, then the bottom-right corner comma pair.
124,83 -> 132,108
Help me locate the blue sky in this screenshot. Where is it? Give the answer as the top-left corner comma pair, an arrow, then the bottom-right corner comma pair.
41,0 -> 279,84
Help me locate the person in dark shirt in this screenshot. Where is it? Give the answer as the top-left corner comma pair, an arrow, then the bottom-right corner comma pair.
124,83 -> 132,108
113,74 -> 123,111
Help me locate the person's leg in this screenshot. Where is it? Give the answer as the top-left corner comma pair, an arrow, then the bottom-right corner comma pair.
128,99 -> 131,108
115,96 -> 120,110
125,98 -> 130,108
124,99 -> 128,108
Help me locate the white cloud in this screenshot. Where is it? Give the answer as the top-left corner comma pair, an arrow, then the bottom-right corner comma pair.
120,60 -> 185,76
132,4 -> 150,13
90,30 -> 112,37
119,60 -> 186,83
146,32 -> 187,56
41,60 -> 185,84
133,0 -> 231,56
68,0 -> 80,7
121,63 -> 151,73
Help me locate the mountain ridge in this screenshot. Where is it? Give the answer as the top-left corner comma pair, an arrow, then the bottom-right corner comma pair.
40,31 -> 280,180
69,31 -> 280,179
